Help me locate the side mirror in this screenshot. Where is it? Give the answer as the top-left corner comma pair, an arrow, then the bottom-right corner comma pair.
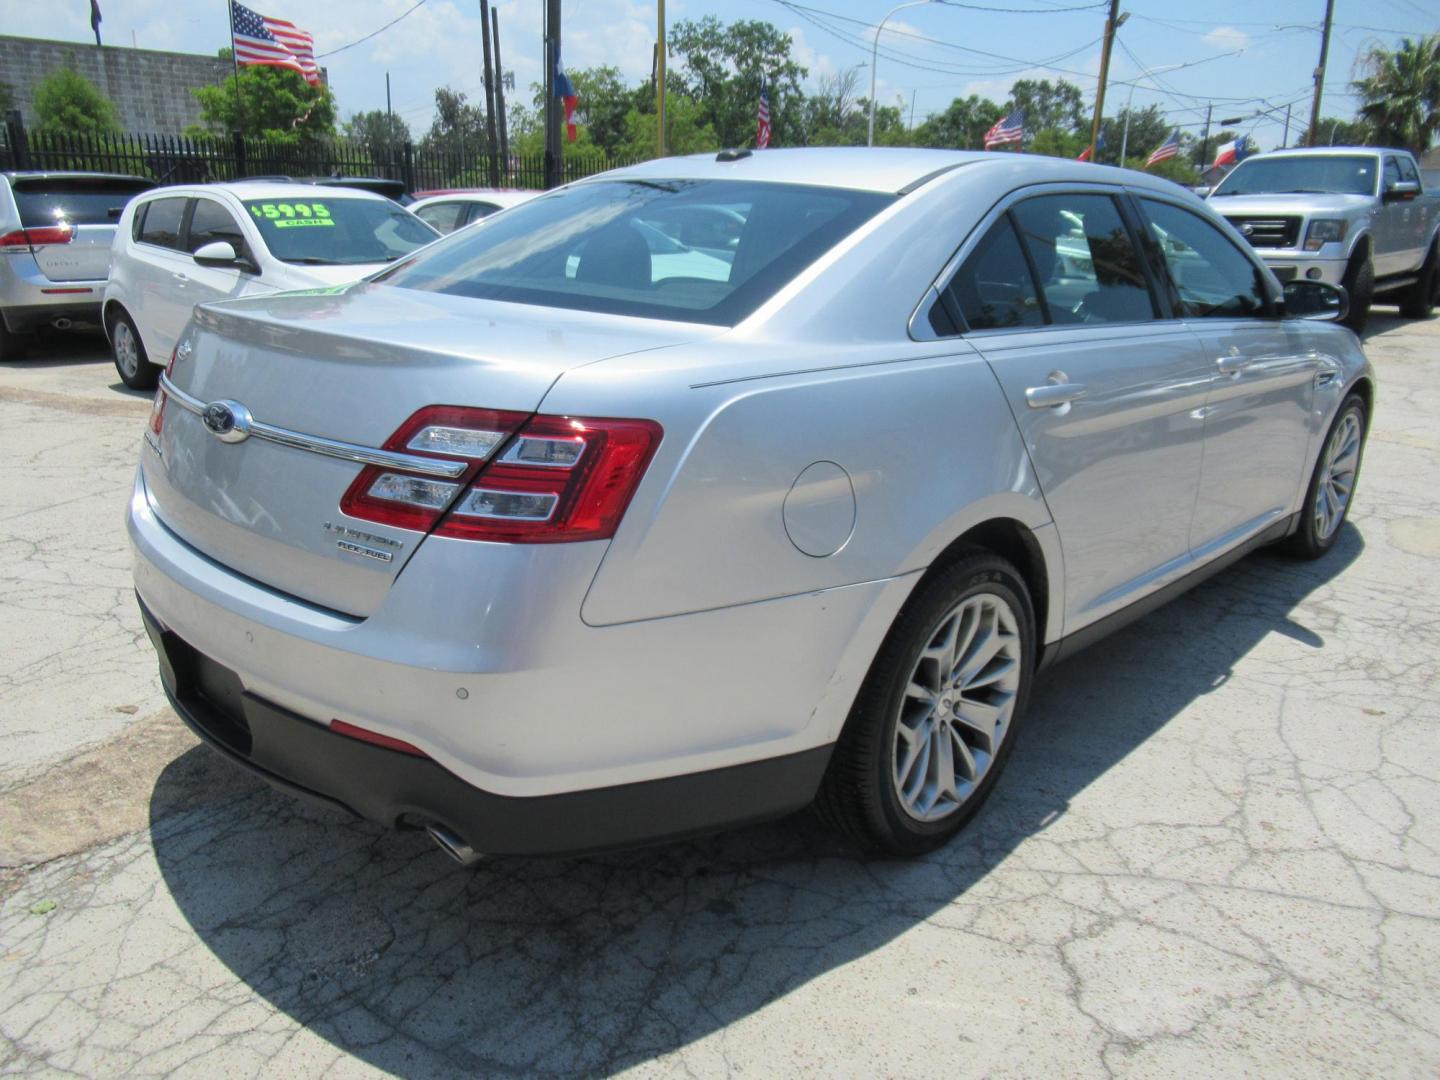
192,240 -> 253,271
1282,278 -> 1348,323
1383,179 -> 1421,203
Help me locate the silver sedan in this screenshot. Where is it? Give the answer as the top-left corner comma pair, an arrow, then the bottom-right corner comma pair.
129,148 -> 1373,860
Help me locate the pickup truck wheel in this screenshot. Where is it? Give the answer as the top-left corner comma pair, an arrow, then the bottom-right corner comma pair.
1399,241 -> 1438,319
108,308 -> 158,390
1341,254 -> 1373,333
816,552 -> 1035,855
1286,394 -> 1367,560
0,312 -> 30,362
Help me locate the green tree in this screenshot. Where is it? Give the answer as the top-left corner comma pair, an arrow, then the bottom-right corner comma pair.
1102,106 -> 1172,167
1353,34 -> 1440,154
562,66 -> 638,156
619,92 -> 719,158
1298,115 -> 1372,147
1008,78 -> 1085,135
344,109 -> 411,160
32,67 -> 120,137
1028,127 -> 1086,159
668,17 -> 807,147
419,87 -> 489,156
191,66 -> 335,142
912,95 -> 1002,150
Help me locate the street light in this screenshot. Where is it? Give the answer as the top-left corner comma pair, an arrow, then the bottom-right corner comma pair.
869,0 -> 936,147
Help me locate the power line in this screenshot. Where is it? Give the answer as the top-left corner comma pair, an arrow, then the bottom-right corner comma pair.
316,0 -> 429,59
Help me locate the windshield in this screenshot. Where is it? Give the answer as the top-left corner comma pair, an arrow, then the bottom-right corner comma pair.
374,179 -> 895,325
242,197 -> 437,265
1212,155 -> 1377,197
13,177 -> 153,227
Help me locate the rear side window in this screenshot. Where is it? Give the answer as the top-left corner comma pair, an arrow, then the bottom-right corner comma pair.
414,201 -> 466,233
1011,194 -> 1155,324
186,199 -> 246,254
943,217 -> 1043,331
138,197 -> 188,250
376,179 -> 895,326
11,177 -> 153,227
1140,198 -> 1272,318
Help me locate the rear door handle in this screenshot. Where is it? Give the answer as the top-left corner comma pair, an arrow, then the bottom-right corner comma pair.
1025,382 -> 1087,409
1216,355 -> 1250,375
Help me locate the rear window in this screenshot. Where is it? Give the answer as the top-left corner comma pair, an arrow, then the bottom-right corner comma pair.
242,197 -> 436,265
12,177 -> 153,227
375,179 -> 895,326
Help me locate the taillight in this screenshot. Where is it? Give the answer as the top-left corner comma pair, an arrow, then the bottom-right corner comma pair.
340,406 -> 662,543
0,223 -> 74,251
148,346 -> 179,440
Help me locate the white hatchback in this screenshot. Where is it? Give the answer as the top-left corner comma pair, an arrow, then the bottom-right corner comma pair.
104,182 -> 439,388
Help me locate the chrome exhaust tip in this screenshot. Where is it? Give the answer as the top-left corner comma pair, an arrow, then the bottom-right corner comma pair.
425,824 -> 483,866
51,317 -> 73,330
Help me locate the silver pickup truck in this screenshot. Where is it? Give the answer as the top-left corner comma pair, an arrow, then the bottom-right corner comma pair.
1207,146 -> 1440,331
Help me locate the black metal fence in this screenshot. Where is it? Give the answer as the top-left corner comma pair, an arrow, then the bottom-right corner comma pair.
0,116 -> 641,192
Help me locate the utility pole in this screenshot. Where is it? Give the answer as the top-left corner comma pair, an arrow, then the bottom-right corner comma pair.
385,72 -> 394,179
492,8 -> 509,174
1087,0 -> 1122,160
479,0 -> 500,187
1282,102 -> 1291,148
656,0 -> 667,157
544,0 -> 561,188
1306,0 -> 1335,146
1196,102 -> 1212,172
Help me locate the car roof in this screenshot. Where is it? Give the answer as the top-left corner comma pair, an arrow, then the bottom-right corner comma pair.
1251,146 -> 1386,158
590,147 -> 1199,197
139,181 -> 391,201
2,170 -> 153,184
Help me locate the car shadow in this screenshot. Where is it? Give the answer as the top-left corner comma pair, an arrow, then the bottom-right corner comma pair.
149,525 -> 1363,1075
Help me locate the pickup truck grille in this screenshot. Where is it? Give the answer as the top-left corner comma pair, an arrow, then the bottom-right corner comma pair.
1224,216 -> 1302,249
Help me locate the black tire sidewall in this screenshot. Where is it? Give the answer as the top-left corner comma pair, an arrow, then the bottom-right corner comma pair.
1343,256 -> 1374,331
864,557 -> 1036,852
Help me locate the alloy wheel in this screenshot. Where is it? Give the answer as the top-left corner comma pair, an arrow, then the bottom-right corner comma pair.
113,321 -> 139,379
892,592 -> 1022,822
1316,410 -> 1361,541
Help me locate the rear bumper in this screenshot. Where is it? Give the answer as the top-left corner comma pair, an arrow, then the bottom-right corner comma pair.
0,255 -> 106,329
141,597 -> 830,856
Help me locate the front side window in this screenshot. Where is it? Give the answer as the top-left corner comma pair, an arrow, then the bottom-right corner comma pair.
375,179 -> 894,326
241,197 -> 436,266
1140,198 -> 1271,318
1011,194 -> 1155,325
138,197 -> 188,250
942,216 -> 1043,331
186,199 -> 247,255
1384,157 -> 1403,190
1397,156 -> 1421,186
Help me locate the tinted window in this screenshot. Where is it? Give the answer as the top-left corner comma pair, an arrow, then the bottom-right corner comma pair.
1012,194 -> 1154,324
242,197 -> 437,265
11,177 -> 153,227
1397,156 -> 1421,185
415,201 -> 466,233
377,179 -> 894,326
1211,154 -> 1377,197
943,216 -> 1043,331
138,197 -> 188,250
186,199 -> 246,254
1141,199 -> 1271,318
1384,157 -> 1402,189
465,202 -> 501,222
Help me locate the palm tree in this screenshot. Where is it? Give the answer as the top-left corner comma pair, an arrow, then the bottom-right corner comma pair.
1352,34 -> 1440,154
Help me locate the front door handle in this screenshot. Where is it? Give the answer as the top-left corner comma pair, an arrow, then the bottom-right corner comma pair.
1216,355 -> 1250,375
1025,381 -> 1087,409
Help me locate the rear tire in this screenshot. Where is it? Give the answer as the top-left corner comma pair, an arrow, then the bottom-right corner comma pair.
1399,241 -> 1439,319
1286,393 -> 1367,560
816,551 -> 1035,855
0,311 -> 30,362
108,308 -> 157,390
1341,253 -> 1374,334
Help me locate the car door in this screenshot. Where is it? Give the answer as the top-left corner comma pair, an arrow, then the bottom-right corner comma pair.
129,195 -> 194,361
1394,155 -> 1429,265
1373,156 -> 1409,277
935,188 -> 1212,631
182,196 -> 268,307
1135,196 -> 1316,558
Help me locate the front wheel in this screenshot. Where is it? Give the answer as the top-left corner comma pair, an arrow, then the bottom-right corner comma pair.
109,308 -> 157,390
1286,394 -> 1367,560
1341,254 -> 1374,334
816,552 -> 1035,855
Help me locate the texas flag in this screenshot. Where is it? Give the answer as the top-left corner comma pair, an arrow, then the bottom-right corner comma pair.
555,56 -> 579,143
1077,129 -> 1104,161
1213,134 -> 1252,170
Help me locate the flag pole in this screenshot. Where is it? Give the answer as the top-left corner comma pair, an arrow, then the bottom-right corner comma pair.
226,0 -> 245,133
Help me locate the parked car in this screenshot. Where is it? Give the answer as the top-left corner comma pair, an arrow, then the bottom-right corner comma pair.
236,174 -> 415,205
0,171 -> 155,360
409,189 -> 540,233
1208,145 -> 1440,331
131,148 -> 1372,862
104,181 -> 439,388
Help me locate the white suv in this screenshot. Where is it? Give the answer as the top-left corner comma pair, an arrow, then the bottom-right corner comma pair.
104,181 -> 438,388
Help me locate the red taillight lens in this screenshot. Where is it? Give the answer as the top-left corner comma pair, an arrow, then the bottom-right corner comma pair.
436,415 -> 662,543
339,407 -> 662,544
329,719 -> 429,757
0,224 -> 73,250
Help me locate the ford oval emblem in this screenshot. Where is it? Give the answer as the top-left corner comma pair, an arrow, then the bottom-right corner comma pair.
1241,223 -> 1255,236
201,399 -> 253,443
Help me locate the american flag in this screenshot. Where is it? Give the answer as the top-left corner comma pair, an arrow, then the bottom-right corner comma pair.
756,76 -> 771,149
230,1 -> 320,86
1145,130 -> 1181,168
984,109 -> 1024,150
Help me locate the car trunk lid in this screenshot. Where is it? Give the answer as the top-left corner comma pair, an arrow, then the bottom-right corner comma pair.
143,282 -> 710,617
11,176 -> 152,281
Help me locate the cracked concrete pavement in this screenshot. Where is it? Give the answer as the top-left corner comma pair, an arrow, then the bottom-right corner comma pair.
1,317 -> 1438,1077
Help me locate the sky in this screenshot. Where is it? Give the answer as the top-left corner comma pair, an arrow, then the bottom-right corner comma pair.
2,0 -> 1437,147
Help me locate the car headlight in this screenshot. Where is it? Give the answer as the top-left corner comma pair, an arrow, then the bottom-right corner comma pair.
1304,219 -> 1348,251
